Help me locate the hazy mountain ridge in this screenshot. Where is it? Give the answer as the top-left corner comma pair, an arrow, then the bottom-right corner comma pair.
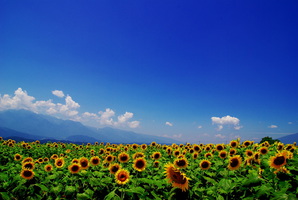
0,109 -> 179,144
277,133 -> 298,144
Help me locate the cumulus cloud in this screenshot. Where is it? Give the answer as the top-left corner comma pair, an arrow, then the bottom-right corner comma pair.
211,115 -> 242,131
0,88 -> 140,129
198,125 -> 203,129
215,134 -> 226,139
165,122 -> 173,126
268,125 -> 278,128
52,90 -> 65,98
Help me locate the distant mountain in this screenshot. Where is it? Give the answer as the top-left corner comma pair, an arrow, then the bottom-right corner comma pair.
277,133 -> 298,144
0,109 -> 179,144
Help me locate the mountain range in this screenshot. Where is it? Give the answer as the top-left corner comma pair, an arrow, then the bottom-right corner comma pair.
0,109 -> 179,144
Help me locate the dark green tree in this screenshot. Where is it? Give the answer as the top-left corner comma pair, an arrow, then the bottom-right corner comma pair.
259,136 -> 280,145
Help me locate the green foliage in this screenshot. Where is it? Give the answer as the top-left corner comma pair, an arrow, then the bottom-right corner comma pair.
259,136 -> 280,145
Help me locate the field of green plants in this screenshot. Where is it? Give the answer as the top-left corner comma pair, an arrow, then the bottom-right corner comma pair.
0,136 -> 297,200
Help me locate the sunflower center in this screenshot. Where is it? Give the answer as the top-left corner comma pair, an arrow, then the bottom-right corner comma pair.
220,153 -> 226,158
57,161 -> 63,166
136,160 -> 145,168
112,166 -> 119,173
177,160 -> 186,167
201,161 -> 209,169
273,156 -> 285,165
81,161 -> 87,167
217,146 -> 223,151
24,170 -> 33,177
72,165 -> 79,172
154,154 -> 160,159
261,149 -> 267,154
121,156 -> 128,161
119,174 -> 127,181
92,159 -> 99,164
230,158 -> 239,167
247,151 -> 253,156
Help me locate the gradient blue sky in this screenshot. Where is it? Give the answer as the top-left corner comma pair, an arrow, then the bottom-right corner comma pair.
1,1 -> 298,143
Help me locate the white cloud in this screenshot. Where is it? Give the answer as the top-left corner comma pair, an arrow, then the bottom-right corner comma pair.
215,134 -> 226,139
268,125 -> 278,128
165,122 -> 173,126
128,121 -> 140,128
0,88 -> 141,129
288,122 -> 293,124
198,125 -> 202,129
211,115 -> 242,131
52,90 -> 65,98
98,108 -> 115,126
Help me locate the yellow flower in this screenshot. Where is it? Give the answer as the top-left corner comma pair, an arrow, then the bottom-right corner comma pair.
109,163 -> 121,174
115,169 -> 130,185
199,160 -> 211,170
228,155 -> 242,170
174,158 -> 188,169
164,163 -> 190,192
269,152 -> 287,169
68,163 -> 81,174
20,169 -> 34,180
133,158 -> 147,172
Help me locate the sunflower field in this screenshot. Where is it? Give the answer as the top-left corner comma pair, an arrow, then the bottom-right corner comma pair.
0,136 -> 297,200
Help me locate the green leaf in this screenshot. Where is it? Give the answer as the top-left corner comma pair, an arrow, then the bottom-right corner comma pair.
216,194 -> 225,200
51,185 -> 62,195
242,171 -> 261,186
77,193 -> 91,200
203,176 -> 217,185
104,189 -> 120,200
84,188 -> 94,198
151,191 -> 162,200
46,174 -> 57,180
218,179 -> 232,192
34,184 -> 49,192
65,186 -> 76,195
124,187 -> 145,194
0,192 -> 11,200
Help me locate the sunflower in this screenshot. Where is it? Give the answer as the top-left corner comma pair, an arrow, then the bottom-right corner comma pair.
22,157 -> 33,164
269,152 -> 287,169
164,163 -> 190,192
98,148 -> 105,155
133,152 -> 145,160
14,154 -> 22,161
44,164 -> 53,172
133,158 -> 147,172
243,140 -> 251,147
229,148 -> 237,156
132,144 -> 139,150
215,144 -> 224,151
115,169 -> 130,185
204,146 -> 211,151
259,147 -> 269,155
166,147 -> 173,155
173,150 -> 180,157
152,152 -> 162,160
150,141 -> 157,147
199,160 -> 211,170
228,155 -> 242,170
109,163 -> 121,174
193,152 -> 198,159
22,162 -> 35,170
219,150 -> 227,159
118,152 -> 130,163
193,144 -> 201,152
38,158 -> 44,164
174,158 -> 188,169
229,140 -> 238,148
104,155 -> 114,163
204,152 -> 213,159
72,158 -> 79,164
55,157 -> 65,168
43,157 -> 49,162
68,163 -> 81,174
141,144 -> 147,150
51,154 -> 58,160
79,157 -> 89,169
90,156 -> 101,166
20,169 -> 34,180
245,150 -> 254,157
153,161 -> 160,168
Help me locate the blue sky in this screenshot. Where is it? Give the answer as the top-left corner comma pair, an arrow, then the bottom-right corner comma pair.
0,1 -> 298,143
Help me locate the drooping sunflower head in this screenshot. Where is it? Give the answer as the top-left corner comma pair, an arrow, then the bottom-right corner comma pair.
164,163 -> 190,192
118,152 -> 130,163
14,154 -> 22,161
22,157 -> 33,164
228,155 -> 242,170
219,150 -> 227,159
245,150 -> 254,157
204,152 -> 213,159
115,169 -> 130,185
166,147 -> 173,155
269,152 -> 287,169
44,164 -> 53,172
51,154 -> 58,160
22,162 -> 35,170
259,147 -> 269,155
152,152 -> 162,160
109,163 -> 121,174
193,152 -> 198,159
79,157 -> 89,169
174,158 -> 188,169
229,148 -> 237,156
133,152 -> 145,160
153,161 -> 160,168
133,158 -> 147,172
90,156 -> 101,166
199,160 -> 211,170
20,169 -> 34,180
